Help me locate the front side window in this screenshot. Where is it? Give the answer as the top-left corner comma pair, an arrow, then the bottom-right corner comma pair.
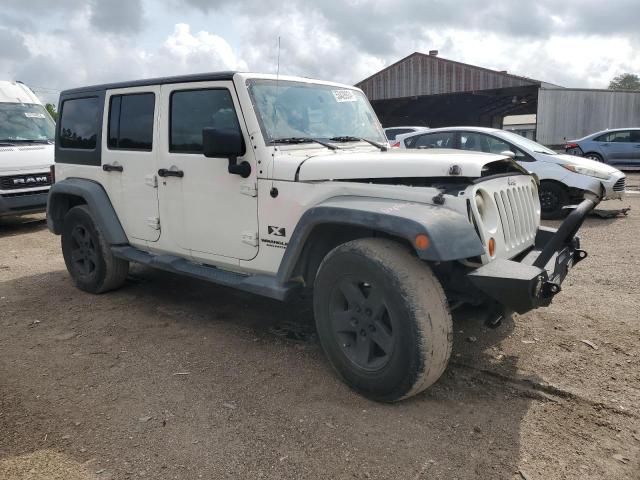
0,102 -> 55,143
170,89 -> 239,153
59,97 -> 99,149
385,128 -> 412,140
247,80 -> 386,144
406,132 -> 454,149
108,93 -> 155,150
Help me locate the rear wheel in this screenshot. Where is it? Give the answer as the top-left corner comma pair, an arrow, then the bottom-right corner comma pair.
61,205 -> 129,293
539,182 -> 569,220
313,238 -> 452,402
583,152 -> 603,162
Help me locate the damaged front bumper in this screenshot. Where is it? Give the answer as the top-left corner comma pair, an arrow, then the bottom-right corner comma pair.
467,197 -> 597,314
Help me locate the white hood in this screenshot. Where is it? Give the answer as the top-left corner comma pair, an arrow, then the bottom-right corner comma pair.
290,148 -> 510,181
0,144 -> 54,173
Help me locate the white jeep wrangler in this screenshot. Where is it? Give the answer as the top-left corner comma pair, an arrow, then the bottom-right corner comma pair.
48,72 -> 597,401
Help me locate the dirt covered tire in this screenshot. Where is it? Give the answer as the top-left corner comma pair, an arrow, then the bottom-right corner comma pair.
539,181 -> 569,220
313,238 -> 452,402
61,205 -> 129,294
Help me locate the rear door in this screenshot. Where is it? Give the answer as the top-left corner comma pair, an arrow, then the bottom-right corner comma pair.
101,87 -> 160,242
630,130 -> 640,164
595,130 -> 633,164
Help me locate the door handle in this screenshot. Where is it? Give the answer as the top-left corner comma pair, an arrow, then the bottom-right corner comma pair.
600,143 -> 610,147
158,168 -> 184,178
102,164 -> 123,172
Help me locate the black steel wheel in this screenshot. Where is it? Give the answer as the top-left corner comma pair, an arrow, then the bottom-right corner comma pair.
314,238 -> 452,402
329,277 -> 395,372
61,205 -> 129,293
539,182 -> 569,220
68,224 -> 99,277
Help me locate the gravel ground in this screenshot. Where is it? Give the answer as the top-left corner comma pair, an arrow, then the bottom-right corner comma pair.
1,175 -> 639,480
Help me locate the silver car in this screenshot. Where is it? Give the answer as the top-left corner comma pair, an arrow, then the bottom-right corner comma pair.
565,128 -> 640,167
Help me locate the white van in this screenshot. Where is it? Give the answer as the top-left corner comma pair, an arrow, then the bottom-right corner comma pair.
0,81 -> 55,217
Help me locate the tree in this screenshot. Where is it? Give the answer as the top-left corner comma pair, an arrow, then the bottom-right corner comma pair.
608,73 -> 640,91
45,103 -> 58,121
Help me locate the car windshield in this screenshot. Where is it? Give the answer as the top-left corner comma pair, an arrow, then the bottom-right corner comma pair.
247,79 -> 386,145
0,102 -> 55,142
499,130 -> 556,155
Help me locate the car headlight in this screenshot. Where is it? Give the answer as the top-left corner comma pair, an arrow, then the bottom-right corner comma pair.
562,164 -> 610,180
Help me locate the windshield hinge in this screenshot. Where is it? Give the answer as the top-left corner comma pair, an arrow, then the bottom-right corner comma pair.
240,182 -> 257,197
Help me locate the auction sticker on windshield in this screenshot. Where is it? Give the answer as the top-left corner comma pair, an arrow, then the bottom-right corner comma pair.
24,112 -> 46,118
332,90 -> 357,102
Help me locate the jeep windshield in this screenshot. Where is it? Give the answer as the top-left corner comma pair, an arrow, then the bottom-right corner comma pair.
0,102 -> 55,144
247,79 -> 386,147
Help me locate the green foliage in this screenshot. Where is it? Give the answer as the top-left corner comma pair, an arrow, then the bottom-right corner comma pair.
608,73 -> 640,91
45,103 -> 58,121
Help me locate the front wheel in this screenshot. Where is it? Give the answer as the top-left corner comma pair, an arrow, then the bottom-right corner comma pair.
313,238 -> 452,402
539,182 -> 569,220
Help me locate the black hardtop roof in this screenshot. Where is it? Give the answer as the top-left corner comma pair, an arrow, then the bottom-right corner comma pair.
61,71 -> 238,96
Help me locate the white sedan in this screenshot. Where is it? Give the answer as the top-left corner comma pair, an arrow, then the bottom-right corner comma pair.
398,126 -> 626,219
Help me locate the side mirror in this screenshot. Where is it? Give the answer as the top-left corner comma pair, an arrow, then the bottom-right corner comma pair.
202,127 -> 250,177
500,150 -> 516,159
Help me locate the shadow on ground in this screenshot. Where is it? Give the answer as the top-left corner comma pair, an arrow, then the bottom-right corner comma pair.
0,265 -> 538,479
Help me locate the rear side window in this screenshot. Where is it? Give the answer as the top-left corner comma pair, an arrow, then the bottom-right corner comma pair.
108,93 -> 155,150
595,131 -> 632,143
59,97 -> 99,149
406,132 -> 454,149
170,89 -> 239,153
385,128 -> 412,140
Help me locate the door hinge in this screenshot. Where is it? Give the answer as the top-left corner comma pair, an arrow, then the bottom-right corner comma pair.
240,182 -> 257,197
241,231 -> 258,247
145,174 -> 158,188
147,217 -> 160,230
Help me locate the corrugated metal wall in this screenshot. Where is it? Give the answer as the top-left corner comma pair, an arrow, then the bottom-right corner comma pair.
357,53 -> 535,101
537,88 -> 640,145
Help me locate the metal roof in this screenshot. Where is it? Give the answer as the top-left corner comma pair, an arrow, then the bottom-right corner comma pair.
356,52 -> 546,102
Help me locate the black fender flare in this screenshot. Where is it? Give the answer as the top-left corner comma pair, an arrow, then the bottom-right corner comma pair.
47,178 -> 128,245
277,196 -> 485,283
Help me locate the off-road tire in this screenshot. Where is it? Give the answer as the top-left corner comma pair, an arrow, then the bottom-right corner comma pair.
313,238 -> 452,402
61,205 -> 129,294
539,181 -> 569,220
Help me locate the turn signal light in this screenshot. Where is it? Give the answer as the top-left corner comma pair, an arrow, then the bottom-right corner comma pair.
488,237 -> 496,257
415,234 -> 430,250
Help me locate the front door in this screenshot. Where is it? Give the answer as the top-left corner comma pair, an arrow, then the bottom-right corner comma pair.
101,87 -> 160,242
157,82 -> 259,261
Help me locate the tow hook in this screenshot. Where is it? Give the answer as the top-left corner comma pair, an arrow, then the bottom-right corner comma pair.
484,301 -> 511,329
542,281 -> 561,298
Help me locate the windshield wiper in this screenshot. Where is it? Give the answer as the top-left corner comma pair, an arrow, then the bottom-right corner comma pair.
329,136 -> 387,152
271,137 -> 338,150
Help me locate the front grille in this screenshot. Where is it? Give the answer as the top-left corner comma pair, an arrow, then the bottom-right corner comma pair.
494,184 -> 538,253
0,172 -> 52,190
1,189 -> 49,198
613,177 -> 626,192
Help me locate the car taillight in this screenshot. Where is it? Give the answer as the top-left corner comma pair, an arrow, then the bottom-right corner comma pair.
50,164 -> 55,184
565,142 -> 579,150
391,141 -> 400,148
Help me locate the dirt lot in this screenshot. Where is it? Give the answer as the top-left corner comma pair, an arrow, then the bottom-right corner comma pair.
1,175 -> 639,480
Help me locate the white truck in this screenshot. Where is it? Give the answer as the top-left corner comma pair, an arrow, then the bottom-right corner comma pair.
47,72 -> 597,401
0,81 -> 55,217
